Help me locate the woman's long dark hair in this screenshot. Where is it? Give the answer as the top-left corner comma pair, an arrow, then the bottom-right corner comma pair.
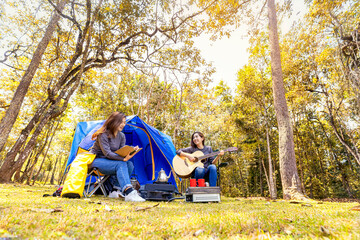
92,112 -> 126,140
190,131 -> 205,148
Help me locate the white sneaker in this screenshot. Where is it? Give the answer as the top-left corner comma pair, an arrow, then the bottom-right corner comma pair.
108,190 -> 124,198
125,190 -> 145,202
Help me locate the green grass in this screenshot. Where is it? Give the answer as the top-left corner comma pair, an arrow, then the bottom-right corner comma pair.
0,184 -> 359,239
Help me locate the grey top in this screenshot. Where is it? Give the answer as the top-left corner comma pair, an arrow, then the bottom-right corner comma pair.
176,145 -> 215,169
90,130 -> 126,161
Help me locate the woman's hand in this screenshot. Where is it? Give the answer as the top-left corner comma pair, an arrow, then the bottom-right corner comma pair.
183,153 -> 196,162
124,146 -> 139,161
188,155 -> 196,162
212,150 -> 224,164
180,151 -> 195,162
123,153 -> 131,162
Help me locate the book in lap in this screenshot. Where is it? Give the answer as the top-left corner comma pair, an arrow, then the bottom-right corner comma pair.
115,145 -> 142,158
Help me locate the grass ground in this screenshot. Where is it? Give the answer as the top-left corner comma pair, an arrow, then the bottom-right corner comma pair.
0,184 -> 359,239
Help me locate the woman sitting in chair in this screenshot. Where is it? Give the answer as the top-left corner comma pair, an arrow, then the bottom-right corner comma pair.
89,111 -> 145,202
176,131 -> 224,187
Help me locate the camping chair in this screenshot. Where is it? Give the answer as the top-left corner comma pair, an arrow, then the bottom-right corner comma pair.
83,168 -> 110,197
217,162 -> 229,188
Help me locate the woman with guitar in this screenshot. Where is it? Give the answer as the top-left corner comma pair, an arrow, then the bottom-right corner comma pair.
175,131 -> 224,187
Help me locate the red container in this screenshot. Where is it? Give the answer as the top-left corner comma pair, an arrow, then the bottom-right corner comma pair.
198,179 -> 205,187
189,178 -> 197,187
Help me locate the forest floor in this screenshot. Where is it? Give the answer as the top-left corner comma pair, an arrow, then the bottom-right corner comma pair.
0,184 -> 359,239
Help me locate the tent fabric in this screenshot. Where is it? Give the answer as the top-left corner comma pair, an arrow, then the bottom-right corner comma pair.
65,116 -> 178,188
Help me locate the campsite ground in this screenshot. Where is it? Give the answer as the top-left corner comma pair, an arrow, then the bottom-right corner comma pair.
0,184 -> 359,239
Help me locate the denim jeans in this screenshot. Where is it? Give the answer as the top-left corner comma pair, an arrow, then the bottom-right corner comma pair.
194,164 -> 217,186
90,158 -> 134,193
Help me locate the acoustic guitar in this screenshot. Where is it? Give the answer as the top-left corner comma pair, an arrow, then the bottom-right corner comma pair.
172,147 -> 238,178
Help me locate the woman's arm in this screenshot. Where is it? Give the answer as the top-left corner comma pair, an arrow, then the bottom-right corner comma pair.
212,152 -> 224,164
210,147 -> 224,164
176,147 -> 196,162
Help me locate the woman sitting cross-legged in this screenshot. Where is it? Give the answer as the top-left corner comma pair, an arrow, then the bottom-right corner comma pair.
89,111 -> 145,202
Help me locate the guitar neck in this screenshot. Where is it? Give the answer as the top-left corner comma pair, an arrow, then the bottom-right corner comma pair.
197,150 -> 227,161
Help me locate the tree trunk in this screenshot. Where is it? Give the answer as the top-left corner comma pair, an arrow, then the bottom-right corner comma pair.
43,168 -> 51,185
259,155 -> 263,196
332,152 -> 354,198
32,155 -> 47,185
32,120 -> 59,185
267,0 -> 304,200
292,124 -> 307,194
25,135 -> 51,185
236,160 -> 248,197
0,110 -> 54,182
58,156 -> 67,185
173,85 -> 185,148
327,102 -> 360,165
19,149 -> 35,183
266,127 -> 277,199
0,0 -> 67,152
50,154 -> 60,185
32,120 -> 60,185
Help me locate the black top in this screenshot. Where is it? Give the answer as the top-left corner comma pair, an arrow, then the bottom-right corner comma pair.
89,130 -> 126,161
176,145 -> 216,169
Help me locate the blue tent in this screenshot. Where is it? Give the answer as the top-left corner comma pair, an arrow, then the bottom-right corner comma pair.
65,115 -> 178,188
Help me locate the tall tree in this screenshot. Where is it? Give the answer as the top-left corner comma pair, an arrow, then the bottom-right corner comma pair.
0,0 -> 67,152
267,0 -> 304,199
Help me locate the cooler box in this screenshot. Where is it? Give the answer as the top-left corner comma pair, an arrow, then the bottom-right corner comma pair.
185,187 -> 221,202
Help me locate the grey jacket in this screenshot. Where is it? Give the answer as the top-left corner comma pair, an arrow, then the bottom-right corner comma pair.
176,145 -> 215,169
90,130 -> 126,161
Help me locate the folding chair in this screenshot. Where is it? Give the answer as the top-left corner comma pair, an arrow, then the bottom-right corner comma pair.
83,167 -> 110,197
216,162 -> 229,187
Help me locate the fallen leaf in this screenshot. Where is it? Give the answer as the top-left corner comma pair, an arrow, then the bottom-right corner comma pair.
135,203 -> 159,212
193,229 -> 204,237
283,225 -> 294,234
350,205 -> 360,211
30,208 -> 63,213
320,226 -> 330,235
301,203 -> 313,207
104,205 -> 113,212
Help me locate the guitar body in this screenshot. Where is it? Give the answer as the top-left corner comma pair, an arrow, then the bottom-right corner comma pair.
172,147 -> 238,178
172,151 -> 205,178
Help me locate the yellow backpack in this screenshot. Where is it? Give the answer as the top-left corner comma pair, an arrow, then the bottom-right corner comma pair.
61,153 -> 96,198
